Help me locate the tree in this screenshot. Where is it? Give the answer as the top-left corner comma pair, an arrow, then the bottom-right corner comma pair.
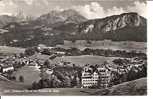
90,65 -> 98,73
87,40 -> 92,44
51,76 -> 61,88
69,47 -> 81,56
19,76 -> 24,82
71,76 -> 77,87
113,59 -> 130,66
44,60 -> 51,68
71,75 -> 80,87
24,47 -> 36,56
7,70 -> 13,80
41,49 -> 51,55
140,64 -> 147,77
60,76 -> 71,88
83,48 -> 93,55
71,39 -> 76,43
32,81 -> 38,89
12,76 -> 16,81
110,71 -> 120,85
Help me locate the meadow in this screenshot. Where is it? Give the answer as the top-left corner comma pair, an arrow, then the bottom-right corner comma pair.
58,40 -> 146,53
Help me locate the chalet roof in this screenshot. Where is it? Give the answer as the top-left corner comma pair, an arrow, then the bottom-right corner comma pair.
0,64 -> 13,68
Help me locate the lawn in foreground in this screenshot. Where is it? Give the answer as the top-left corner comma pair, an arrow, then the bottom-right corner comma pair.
0,77 -> 146,96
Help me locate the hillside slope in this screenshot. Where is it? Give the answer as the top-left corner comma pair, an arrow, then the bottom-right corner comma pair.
0,15 -> 19,28
92,77 -> 147,95
0,75 -> 28,95
65,12 -> 147,42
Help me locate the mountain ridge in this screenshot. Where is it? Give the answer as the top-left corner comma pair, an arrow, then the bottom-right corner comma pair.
0,12 -> 147,47
64,12 -> 147,42
35,9 -> 87,26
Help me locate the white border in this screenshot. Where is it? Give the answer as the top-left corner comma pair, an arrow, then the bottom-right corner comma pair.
2,0 -> 153,99
147,0 -> 153,97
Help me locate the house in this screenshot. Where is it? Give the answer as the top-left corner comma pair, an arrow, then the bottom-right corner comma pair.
117,65 -> 129,74
81,65 -> 111,88
28,61 -> 38,66
82,67 -> 99,88
0,64 -> 14,73
98,66 -> 111,88
46,69 -> 53,75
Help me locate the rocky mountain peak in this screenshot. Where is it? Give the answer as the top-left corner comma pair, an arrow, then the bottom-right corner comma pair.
78,12 -> 146,34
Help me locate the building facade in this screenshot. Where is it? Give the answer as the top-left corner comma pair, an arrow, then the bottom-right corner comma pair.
0,64 -> 14,73
82,65 -> 111,88
98,67 -> 111,88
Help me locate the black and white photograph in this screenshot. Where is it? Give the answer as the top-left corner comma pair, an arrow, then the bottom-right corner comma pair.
0,0 -> 147,96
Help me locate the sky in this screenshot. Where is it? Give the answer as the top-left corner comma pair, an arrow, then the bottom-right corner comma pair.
0,0 -> 147,19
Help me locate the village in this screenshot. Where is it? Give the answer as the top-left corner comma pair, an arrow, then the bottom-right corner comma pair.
0,45 -> 147,90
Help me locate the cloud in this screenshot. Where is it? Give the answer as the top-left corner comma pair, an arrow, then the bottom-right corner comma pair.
43,0 -> 49,6
127,1 -> 147,17
0,0 -> 51,16
22,0 -> 49,6
23,0 -> 35,5
0,0 -> 18,15
73,2 -> 125,19
106,6 -> 125,17
73,1 -> 147,19
73,2 -> 106,19
53,6 -> 64,11
0,0 -> 147,19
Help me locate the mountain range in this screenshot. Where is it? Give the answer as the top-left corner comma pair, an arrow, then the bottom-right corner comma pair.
67,12 -> 146,41
0,9 -> 147,48
0,15 -> 19,28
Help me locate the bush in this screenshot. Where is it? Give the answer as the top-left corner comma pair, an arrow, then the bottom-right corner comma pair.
32,81 -> 38,89
12,76 -> 16,81
19,76 -> 24,82
24,47 -> 36,56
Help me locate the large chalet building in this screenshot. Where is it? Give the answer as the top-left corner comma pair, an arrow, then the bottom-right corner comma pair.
81,65 -> 111,88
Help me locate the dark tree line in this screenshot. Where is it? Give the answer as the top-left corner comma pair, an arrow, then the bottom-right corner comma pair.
24,46 -> 146,59
110,60 -> 147,86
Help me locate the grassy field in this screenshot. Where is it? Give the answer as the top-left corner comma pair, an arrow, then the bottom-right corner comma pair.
54,55 -> 120,66
30,54 -> 122,66
0,46 -> 25,54
0,75 -> 28,95
1,73 -> 96,96
59,40 -> 147,53
12,66 -> 41,86
0,40 -> 147,54
0,75 -> 96,96
1,78 -> 147,96
92,77 -> 147,95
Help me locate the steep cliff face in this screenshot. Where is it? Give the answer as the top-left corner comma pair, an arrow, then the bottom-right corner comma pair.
35,9 -> 87,26
63,12 -> 147,42
77,12 -> 146,34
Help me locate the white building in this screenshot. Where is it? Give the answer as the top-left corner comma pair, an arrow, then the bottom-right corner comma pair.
82,68 -> 99,88
0,64 -> 14,73
82,66 -> 111,88
98,66 -> 111,88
